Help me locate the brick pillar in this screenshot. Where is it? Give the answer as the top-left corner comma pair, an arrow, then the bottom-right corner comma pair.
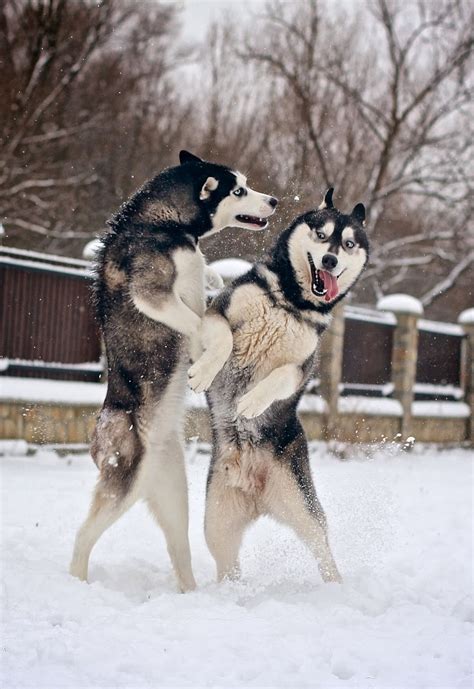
319,302 -> 345,439
458,309 -> 474,442
377,294 -> 423,439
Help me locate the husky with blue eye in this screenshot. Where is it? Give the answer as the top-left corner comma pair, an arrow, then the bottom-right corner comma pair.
69,150 -> 277,592
189,188 -> 369,583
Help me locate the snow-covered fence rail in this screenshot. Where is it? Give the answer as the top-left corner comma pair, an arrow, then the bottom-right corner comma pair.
338,308 -> 465,402
0,247 -> 102,382
0,254 -> 472,444
315,295 -> 472,443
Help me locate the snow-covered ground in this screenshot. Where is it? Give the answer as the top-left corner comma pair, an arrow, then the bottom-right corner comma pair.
1,442 -> 472,689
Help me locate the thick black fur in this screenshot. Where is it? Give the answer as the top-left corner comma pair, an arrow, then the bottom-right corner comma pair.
207,198 -> 369,508
94,153 -> 242,409
91,152 -> 244,489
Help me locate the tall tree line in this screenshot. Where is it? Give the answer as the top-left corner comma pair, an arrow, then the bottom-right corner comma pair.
1,0 -> 472,318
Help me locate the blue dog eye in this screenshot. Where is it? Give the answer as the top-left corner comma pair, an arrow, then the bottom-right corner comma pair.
233,188 -> 244,196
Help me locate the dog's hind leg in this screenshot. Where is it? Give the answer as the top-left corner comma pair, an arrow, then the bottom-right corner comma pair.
70,484 -> 135,581
70,407 -> 142,581
205,465 -> 256,582
145,433 -> 196,592
263,445 -> 342,583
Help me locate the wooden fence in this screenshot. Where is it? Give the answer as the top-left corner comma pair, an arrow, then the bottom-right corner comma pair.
0,247 -> 468,403
341,308 -> 394,394
0,248 -> 101,382
340,306 -> 465,402
416,320 -> 464,398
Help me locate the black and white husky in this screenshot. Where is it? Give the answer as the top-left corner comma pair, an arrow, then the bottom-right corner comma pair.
70,150 -> 277,591
189,189 -> 369,583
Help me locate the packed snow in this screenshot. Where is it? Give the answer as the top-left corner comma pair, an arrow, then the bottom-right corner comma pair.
0,377 -> 207,410
412,401 -> 470,418
0,376 -> 107,405
338,396 -> 402,417
1,441 -> 472,689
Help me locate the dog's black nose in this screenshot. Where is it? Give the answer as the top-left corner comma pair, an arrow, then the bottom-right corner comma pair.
268,196 -> 278,208
322,253 -> 338,271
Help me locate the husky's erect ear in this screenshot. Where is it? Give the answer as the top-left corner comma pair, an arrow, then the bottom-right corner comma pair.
199,176 -> 219,200
351,203 -> 366,225
318,187 -> 334,210
179,150 -> 203,165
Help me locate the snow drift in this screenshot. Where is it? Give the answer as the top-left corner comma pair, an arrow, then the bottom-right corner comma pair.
1,442 -> 472,688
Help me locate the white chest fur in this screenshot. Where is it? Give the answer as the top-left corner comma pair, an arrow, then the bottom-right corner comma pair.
173,246 -> 206,317
227,283 -> 319,379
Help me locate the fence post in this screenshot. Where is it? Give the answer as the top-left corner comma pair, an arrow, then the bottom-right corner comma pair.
319,302 -> 345,439
458,308 -> 474,443
377,294 -> 423,439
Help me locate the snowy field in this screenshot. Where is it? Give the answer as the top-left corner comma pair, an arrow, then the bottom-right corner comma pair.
1,441 -> 472,689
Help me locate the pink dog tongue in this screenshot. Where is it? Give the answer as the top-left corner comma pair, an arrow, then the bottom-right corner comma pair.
320,270 -> 339,302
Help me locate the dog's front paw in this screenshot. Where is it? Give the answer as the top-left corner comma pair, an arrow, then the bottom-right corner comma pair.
189,335 -> 203,363
236,387 -> 272,419
205,267 -> 224,291
188,358 -> 218,393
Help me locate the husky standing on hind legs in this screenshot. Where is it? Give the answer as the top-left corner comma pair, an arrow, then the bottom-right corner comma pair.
70,150 -> 277,591
189,188 -> 369,584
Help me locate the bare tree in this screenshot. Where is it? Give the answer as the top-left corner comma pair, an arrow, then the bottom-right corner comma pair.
0,0 -> 187,254
187,20 -> 280,262
2,0 -> 472,318
238,0 -> 474,310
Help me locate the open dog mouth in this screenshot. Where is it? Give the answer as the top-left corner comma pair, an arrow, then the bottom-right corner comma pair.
235,214 -> 268,229
307,253 -> 339,302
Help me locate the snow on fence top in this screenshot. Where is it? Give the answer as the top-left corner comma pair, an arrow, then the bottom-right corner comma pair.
458,308 -> 474,325
82,239 -> 103,260
345,305 -> 396,326
377,293 -> 424,315
0,376 -> 107,405
412,401 -> 470,418
414,383 -> 464,399
1,246 -> 90,269
338,382 -> 395,396
2,376 -> 469,419
0,249 -> 93,279
418,319 -> 464,336
338,396 -> 403,416
0,359 -> 103,373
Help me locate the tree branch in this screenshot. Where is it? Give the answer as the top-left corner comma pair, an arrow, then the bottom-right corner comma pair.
421,251 -> 474,306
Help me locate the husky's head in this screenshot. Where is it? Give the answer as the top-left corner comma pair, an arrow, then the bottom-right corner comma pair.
178,150 -> 278,236
285,188 -> 369,310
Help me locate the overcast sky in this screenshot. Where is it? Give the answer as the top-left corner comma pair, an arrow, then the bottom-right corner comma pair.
180,0 -> 268,39
179,0 -> 358,42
